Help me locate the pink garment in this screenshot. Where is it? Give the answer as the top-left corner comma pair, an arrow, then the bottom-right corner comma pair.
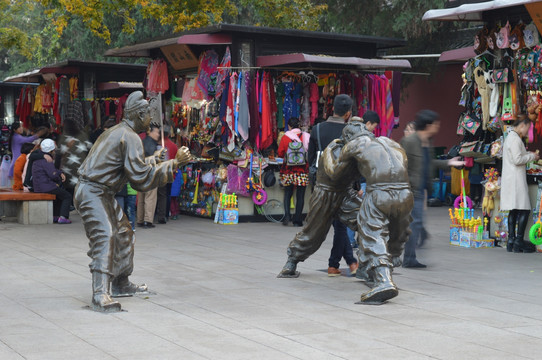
260,72 -> 273,150
225,73 -> 237,151
197,50 -> 219,99
284,129 -> 310,150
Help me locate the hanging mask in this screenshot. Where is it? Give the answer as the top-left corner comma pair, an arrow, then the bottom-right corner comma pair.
474,26 -> 488,54
487,27 -> 497,51
524,23 -> 540,48
496,22 -> 511,49
510,23 -> 525,51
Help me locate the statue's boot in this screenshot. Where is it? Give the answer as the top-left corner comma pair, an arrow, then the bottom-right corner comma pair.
355,261 -> 374,287
277,258 -> 300,278
92,272 -> 121,312
111,275 -> 148,297
391,256 -> 402,269
358,266 -> 398,304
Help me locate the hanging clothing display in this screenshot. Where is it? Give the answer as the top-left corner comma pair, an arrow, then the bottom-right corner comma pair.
146,59 -> 169,94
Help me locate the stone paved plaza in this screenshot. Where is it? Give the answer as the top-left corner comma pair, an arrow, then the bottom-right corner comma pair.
1,207 -> 542,359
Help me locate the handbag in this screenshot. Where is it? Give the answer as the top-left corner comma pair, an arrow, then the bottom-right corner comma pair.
474,143 -> 494,163
492,67 -> 512,83
309,124 -> 322,186
487,116 -> 502,132
456,113 -> 466,135
463,114 -> 481,135
459,140 -> 484,158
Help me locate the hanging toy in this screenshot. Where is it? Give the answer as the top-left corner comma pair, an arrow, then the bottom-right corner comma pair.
482,167 -> 500,217
245,153 -> 267,205
454,168 -> 473,209
252,157 -> 268,206
529,193 -> 542,245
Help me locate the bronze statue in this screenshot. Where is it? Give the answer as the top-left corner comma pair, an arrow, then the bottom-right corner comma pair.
322,122 -> 413,304
74,91 -> 192,312
276,124 -> 370,279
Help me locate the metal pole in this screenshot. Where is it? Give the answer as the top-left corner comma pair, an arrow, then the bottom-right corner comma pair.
158,93 -> 164,148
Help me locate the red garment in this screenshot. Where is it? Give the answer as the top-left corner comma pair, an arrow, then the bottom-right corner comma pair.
104,100 -> 110,117
53,76 -> 62,126
116,94 -> 129,123
277,134 -> 308,175
16,87 -> 33,128
164,137 -> 178,160
146,59 -> 169,94
260,72 -> 273,149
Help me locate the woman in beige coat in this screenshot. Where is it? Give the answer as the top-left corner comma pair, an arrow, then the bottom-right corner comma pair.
501,116 -> 539,253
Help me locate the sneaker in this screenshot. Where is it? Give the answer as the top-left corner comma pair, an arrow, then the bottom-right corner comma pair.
53,216 -> 59,223
349,262 -> 358,275
327,267 -> 341,277
57,216 -> 72,224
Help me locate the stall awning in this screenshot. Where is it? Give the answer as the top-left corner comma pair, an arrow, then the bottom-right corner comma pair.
97,82 -> 144,91
439,47 -> 476,63
256,53 -> 411,69
177,34 -> 232,45
422,0 -> 538,21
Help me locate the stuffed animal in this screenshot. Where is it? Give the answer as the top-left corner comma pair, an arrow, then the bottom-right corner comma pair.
482,168 -> 500,217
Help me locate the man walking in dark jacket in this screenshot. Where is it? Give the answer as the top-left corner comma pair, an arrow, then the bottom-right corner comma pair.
401,110 -> 464,268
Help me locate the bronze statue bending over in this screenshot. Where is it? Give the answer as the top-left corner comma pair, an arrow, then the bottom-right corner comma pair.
323,122 -> 413,304
277,123 -> 372,279
74,91 -> 192,312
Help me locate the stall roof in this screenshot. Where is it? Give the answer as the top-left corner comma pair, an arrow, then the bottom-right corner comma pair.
4,59 -> 147,83
256,53 -> 411,69
104,23 -> 407,58
423,0 -> 538,21
438,47 -> 477,62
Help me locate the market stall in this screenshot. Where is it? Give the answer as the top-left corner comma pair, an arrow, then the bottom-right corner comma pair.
425,0 -> 542,247
105,24 -> 412,221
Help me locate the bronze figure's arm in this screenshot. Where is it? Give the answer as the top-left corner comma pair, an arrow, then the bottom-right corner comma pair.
322,139 -> 352,181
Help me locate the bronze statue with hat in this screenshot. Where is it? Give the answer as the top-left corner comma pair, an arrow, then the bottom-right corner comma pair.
74,91 -> 192,312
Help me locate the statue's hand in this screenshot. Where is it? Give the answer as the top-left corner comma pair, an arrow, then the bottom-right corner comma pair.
327,138 -> 343,151
175,146 -> 192,166
153,147 -> 167,163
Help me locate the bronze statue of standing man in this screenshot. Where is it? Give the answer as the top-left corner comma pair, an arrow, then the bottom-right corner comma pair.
74,91 -> 192,312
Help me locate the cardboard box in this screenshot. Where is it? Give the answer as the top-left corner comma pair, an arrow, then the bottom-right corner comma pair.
450,226 -> 461,246
222,209 -> 239,225
460,231 -> 474,248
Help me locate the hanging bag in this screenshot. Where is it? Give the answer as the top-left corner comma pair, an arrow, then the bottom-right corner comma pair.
0,154 -> 11,188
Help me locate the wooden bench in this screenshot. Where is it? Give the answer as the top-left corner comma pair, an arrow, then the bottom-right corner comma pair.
0,189 -> 56,224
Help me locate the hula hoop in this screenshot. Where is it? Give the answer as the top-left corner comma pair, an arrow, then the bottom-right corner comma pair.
529,222 -> 542,245
454,195 -> 473,209
253,189 -> 268,206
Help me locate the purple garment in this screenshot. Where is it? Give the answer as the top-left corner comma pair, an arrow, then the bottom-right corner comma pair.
8,133 -> 37,178
32,158 -> 63,193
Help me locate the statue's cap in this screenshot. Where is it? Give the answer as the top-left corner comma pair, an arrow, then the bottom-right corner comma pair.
125,91 -> 148,113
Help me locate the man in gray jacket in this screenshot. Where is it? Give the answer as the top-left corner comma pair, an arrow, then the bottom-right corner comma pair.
400,110 -> 464,268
